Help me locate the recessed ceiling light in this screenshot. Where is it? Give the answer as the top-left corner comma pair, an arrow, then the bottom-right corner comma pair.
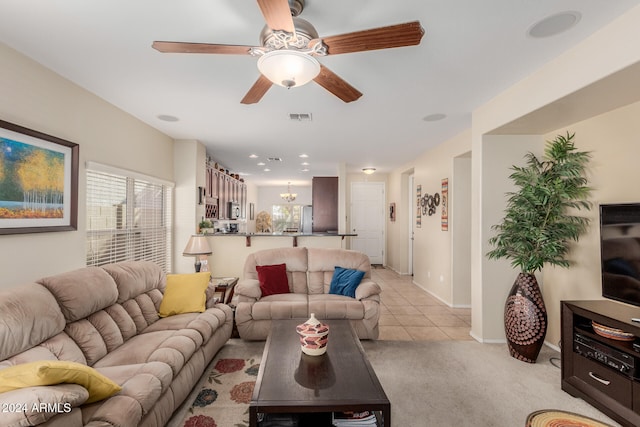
264,168 -> 271,172
299,154 -> 309,158
257,162 -> 266,166
249,154 -> 258,159
422,113 -> 447,122
301,168 -> 310,172
301,162 -> 309,166
528,11 -> 581,38
157,114 -> 179,122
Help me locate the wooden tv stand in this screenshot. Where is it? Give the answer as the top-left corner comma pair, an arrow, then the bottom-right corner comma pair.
561,300 -> 640,427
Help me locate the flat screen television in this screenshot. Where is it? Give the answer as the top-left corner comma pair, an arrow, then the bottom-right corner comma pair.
600,203 -> 640,307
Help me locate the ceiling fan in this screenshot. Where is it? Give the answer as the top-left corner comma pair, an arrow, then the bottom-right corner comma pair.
152,0 -> 425,104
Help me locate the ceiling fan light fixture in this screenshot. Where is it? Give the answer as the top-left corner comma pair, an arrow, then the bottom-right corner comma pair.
257,50 -> 320,88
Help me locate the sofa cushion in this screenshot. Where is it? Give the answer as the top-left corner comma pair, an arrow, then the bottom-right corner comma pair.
158,272 -> 210,317
329,267 -> 365,298
308,294 -> 366,320
0,360 -> 122,404
257,263 -> 290,296
0,283 -> 66,361
0,384 -> 88,427
245,247 -> 309,294
38,267 -> 119,322
247,294 -> 309,320
101,260 -> 166,304
307,248 -> 372,294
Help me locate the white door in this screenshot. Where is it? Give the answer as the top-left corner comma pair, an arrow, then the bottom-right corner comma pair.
350,182 -> 385,264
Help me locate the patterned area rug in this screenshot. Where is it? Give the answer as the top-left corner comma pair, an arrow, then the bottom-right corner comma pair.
526,410 -> 615,427
180,351 -> 261,427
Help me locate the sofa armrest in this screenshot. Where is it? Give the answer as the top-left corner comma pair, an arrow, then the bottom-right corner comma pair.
235,279 -> 262,301
355,280 -> 382,300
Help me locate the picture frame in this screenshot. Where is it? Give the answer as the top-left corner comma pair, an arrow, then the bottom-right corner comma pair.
0,119 -> 79,234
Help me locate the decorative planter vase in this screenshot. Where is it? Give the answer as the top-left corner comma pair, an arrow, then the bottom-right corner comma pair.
504,273 -> 547,363
296,313 -> 330,356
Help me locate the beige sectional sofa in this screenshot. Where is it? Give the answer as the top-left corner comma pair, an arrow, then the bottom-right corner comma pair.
0,261 -> 232,427
235,247 -> 381,340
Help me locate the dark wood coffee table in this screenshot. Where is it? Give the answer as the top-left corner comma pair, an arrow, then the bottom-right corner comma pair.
250,319 -> 390,426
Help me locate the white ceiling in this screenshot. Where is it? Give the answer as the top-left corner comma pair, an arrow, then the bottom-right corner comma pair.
0,0 -> 638,187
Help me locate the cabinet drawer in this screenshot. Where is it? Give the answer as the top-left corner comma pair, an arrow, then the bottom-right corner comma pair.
574,353 -> 632,407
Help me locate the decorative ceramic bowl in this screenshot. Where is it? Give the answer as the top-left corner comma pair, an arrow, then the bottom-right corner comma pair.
296,313 -> 330,356
592,320 -> 635,341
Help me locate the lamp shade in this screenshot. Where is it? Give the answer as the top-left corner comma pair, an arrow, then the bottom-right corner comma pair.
183,234 -> 212,256
257,50 -> 321,88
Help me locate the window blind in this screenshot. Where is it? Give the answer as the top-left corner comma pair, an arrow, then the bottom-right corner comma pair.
86,164 -> 173,272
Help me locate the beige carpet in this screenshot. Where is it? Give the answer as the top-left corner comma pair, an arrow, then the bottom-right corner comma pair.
168,339 -> 621,427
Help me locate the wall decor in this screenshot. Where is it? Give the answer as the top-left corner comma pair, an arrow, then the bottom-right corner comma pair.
421,192 -> 440,216
0,120 -> 79,234
389,202 -> 396,222
416,184 -> 421,228
441,178 -> 449,231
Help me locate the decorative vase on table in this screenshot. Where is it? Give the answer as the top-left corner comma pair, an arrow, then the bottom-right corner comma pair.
296,313 -> 330,356
504,273 -> 547,363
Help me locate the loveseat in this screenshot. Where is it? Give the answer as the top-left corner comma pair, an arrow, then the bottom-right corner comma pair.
0,261 -> 232,427
235,247 -> 381,340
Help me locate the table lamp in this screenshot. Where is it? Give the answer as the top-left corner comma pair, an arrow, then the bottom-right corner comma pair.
183,234 -> 212,272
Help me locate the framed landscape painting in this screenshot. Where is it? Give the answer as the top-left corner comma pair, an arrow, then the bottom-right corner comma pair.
0,120 -> 78,234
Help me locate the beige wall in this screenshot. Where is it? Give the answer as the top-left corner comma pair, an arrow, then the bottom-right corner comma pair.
386,130 -> 471,304
471,4 -> 640,345
0,42 -> 174,289
543,100 -> 640,346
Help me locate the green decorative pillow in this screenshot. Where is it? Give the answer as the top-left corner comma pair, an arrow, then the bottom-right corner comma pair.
159,272 -> 211,317
0,360 -> 121,404
329,266 -> 365,298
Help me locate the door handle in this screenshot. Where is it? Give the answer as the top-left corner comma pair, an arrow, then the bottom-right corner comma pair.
588,371 -> 611,386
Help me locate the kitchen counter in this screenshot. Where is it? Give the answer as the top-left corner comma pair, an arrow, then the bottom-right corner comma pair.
202,233 -> 357,278
205,232 -> 356,247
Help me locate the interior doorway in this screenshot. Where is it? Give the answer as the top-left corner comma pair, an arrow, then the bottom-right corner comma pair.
350,182 -> 385,265
408,174 -> 415,275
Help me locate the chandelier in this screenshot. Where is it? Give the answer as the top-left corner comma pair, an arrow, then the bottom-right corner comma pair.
280,182 -> 297,203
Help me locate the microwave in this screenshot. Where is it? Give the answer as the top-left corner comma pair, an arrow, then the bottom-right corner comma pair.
228,202 -> 240,219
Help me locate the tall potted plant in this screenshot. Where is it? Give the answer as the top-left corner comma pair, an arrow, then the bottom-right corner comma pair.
487,132 -> 592,363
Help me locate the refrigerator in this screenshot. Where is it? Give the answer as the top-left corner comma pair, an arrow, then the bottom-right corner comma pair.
301,205 -> 313,234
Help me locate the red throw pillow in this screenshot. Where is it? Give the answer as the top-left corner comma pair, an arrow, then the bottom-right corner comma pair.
256,263 -> 290,297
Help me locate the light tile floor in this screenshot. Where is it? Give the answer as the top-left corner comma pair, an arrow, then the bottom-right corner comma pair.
371,267 -> 473,341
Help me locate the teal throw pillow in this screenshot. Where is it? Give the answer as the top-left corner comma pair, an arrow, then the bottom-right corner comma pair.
329,266 -> 365,298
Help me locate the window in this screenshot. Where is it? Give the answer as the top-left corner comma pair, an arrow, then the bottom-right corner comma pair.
86,162 -> 173,272
272,204 -> 302,233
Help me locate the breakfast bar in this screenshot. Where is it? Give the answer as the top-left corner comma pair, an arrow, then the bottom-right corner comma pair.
203,232 -> 357,280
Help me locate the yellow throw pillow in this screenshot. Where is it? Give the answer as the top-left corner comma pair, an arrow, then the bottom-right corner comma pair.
0,360 -> 122,404
158,272 -> 211,317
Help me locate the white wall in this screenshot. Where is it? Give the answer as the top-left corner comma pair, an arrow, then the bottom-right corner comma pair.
256,185 -> 312,215
173,140 -> 206,274
0,42 -> 174,289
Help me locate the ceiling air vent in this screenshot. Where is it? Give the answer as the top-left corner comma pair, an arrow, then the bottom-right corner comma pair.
289,113 -> 312,122
267,157 -> 283,162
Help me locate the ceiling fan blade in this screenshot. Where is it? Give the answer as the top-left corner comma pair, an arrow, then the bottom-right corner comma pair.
152,41 -> 255,55
257,0 -> 295,33
241,75 -> 273,104
316,21 -> 425,55
313,64 -> 362,103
